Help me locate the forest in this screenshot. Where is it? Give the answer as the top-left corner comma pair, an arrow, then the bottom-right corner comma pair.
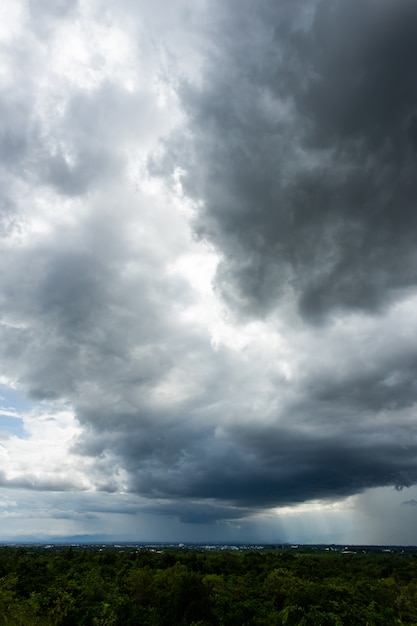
0,544 -> 417,625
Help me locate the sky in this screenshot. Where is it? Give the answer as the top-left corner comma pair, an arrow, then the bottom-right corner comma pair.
1,0 -> 417,545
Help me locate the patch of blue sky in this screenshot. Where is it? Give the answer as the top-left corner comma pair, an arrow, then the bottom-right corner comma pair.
0,385 -> 34,412
0,414 -> 26,438
0,385 -> 34,438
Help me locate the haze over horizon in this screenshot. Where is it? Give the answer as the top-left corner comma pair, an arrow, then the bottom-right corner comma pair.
1,0 -> 417,545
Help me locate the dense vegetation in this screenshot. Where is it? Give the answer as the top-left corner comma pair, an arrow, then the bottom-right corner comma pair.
0,544 -> 417,624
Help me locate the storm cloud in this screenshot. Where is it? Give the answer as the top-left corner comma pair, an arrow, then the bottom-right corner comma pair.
156,0 -> 417,320
1,0 -> 417,542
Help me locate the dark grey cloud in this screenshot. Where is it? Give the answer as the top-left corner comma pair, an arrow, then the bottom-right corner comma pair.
140,499 -> 253,525
91,409 -> 417,519
154,0 -> 417,321
140,0 -> 417,522
312,358 -> 417,412
0,471 -> 82,492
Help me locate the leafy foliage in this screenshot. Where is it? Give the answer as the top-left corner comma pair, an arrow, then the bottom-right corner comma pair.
0,545 -> 416,624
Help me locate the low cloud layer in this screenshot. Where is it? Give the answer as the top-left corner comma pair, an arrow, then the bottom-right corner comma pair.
1,0 -> 417,542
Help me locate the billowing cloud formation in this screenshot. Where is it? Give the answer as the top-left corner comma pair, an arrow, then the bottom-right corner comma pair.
157,0 -> 417,320
1,0 -> 417,542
